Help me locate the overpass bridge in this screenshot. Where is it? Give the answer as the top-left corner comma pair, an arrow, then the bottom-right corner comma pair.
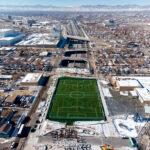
57,35 -> 90,48
57,20 -> 90,48
66,35 -> 90,42
64,49 -> 87,53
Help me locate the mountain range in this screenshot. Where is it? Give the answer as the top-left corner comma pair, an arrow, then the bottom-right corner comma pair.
0,5 -> 150,12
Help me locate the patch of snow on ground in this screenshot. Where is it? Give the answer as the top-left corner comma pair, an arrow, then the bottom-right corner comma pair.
114,118 -> 145,138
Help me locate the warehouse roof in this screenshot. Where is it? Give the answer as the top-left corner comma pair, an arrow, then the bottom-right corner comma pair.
17,33 -> 58,46
0,37 -> 14,41
144,105 -> 150,114
21,73 -> 43,84
0,29 -> 13,33
0,47 -> 15,51
136,88 -> 150,102
116,76 -> 150,88
0,75 -> 12,79
117,79 -> 141,87
39,51 -> 48,56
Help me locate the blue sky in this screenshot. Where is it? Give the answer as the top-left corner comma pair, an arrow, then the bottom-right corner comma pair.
0,0 -> 150,6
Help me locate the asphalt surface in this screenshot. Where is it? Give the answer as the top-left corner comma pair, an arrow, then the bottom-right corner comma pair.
105,89 -> 145,116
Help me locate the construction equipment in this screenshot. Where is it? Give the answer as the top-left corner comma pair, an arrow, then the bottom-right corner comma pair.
101,144 -> 114,150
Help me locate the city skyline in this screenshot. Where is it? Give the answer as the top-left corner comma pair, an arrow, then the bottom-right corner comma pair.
0,0 -> 150,6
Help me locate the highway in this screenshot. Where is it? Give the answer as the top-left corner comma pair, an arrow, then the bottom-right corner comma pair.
65,20 -> 90,42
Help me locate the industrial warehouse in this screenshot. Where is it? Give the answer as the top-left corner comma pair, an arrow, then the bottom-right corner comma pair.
0,29 -> 24,46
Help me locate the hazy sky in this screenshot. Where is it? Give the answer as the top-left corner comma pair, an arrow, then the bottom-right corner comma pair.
0,0 -> 150,6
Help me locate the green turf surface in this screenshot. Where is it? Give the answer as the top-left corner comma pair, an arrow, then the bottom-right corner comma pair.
47,77 -> 105,122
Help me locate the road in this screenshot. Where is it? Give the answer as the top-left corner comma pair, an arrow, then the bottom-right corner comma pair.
84,136 -> 131,148
16,75 -> 54,150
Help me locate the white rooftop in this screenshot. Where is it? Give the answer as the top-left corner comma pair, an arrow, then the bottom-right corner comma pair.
144,105 -> 150,114
22,73 -> 43,83
0,75 -> 12,79
0,47 -> 14,51
136,77 -> 150,87
136,88 -> 150,102
0,29 -> 13,33
117,79 -> 141,87
116,76 -> 150,88
39,51 -> 48,56
130,91 -> 138,97
0,37 -> 14,41
17,33 -> 58,46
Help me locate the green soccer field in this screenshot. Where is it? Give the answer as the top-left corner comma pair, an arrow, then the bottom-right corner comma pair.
47,77 -> 105,122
